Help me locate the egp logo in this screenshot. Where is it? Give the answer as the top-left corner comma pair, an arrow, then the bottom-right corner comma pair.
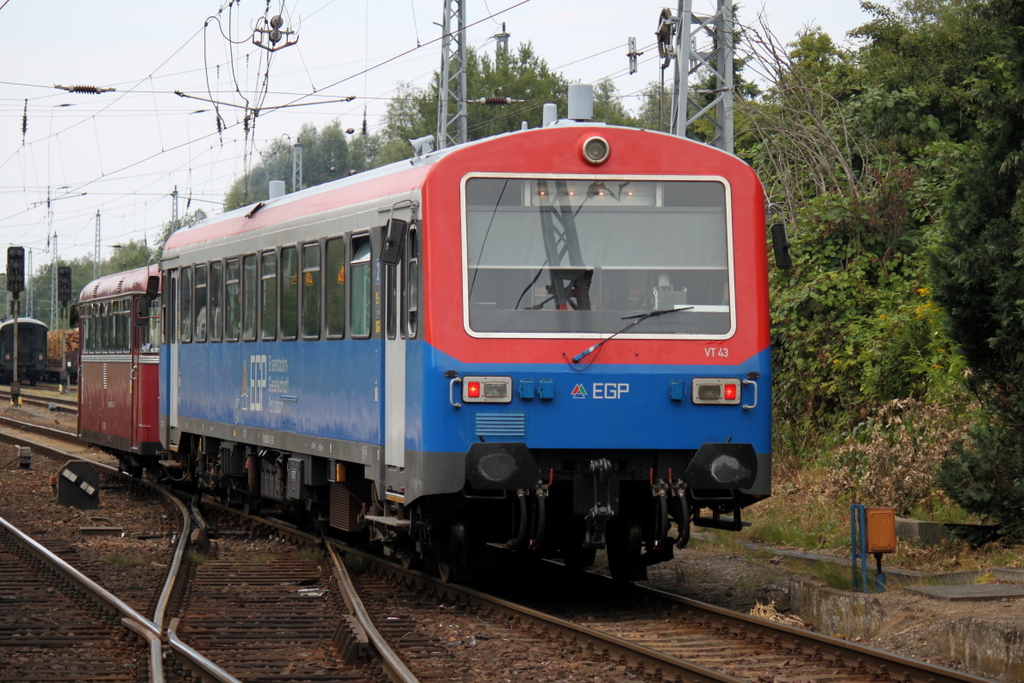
593,383 -> 630,399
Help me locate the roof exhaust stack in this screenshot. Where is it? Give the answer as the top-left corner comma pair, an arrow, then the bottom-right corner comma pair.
542,103 -> 558,127
269,180 -> 286,199
567,84 -> 594,121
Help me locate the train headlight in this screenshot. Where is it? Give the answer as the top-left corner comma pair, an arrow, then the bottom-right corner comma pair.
691,378 -> 741,405
462,376 -> 512,403
580,135 -> 610,165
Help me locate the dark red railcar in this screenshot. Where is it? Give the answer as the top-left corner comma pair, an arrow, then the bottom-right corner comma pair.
77,265 -> 161,469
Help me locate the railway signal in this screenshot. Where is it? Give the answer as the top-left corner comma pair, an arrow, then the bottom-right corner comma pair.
6,246 -> 24,404
7,246 -> 25,299
57,266 -> 72,306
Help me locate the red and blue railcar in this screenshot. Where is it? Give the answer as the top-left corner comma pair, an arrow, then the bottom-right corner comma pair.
77,265 -> 162,470
156,120 -> 773,579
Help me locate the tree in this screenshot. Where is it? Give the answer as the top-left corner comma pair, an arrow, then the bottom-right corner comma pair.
223,121 -> 355,210
376,42 -> 569,163
155,209 -> 207,254
929,0 -> 1024,539
106,240 -> 155,275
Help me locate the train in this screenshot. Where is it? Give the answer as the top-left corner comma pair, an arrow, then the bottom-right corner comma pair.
76,265 -> 161,458
76,105 -> 777,581
44,328 -> 80,384
0,317 -> 48,386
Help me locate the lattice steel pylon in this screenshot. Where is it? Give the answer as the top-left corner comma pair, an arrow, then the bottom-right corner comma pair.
664,0 -> 735,153
437,0 -> 468,150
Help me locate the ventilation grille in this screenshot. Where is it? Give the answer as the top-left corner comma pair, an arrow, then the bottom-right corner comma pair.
474,412 -> 527,439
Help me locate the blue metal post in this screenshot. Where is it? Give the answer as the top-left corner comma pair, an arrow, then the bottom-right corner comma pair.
850,504 -> 860,591
858,505 -> 869,592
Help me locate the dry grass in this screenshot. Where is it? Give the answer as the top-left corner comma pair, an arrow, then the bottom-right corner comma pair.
738,398 -> 1024,573
750,601 -> 810,629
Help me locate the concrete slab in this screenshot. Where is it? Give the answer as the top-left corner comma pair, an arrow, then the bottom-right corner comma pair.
906,584 -> 1024,601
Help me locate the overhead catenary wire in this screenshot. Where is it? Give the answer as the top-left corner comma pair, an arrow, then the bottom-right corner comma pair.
2,0 -> 674,263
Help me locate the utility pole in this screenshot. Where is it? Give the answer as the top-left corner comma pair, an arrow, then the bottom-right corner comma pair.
171,186 -> 179,225
50,232 -> 58,329
94,210 -> 101,279
659,0 -> 735,153
437,0 -> 468,149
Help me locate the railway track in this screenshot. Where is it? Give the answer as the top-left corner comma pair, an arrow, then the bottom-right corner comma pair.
0,519 -> 158,682
0,417 -> 1001,682
359,549 -> 997,683
0,427 -> 420,682
164,511 -> 389,681
0,385 -> 77,413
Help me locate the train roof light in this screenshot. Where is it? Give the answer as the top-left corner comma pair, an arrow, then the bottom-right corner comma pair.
581,136 -> 610,165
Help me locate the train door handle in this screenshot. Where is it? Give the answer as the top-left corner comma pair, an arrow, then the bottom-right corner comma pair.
742,379 -> 758,410
449,377 -> 463,409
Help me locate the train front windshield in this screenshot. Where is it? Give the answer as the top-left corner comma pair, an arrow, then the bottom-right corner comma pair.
464,176 -> 734,337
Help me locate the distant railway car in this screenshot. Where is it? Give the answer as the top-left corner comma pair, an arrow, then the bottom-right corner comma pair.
158,111 -> 774,580
0,317 -> 48,386
77,265 -> 161,469
45,328 -> 80,384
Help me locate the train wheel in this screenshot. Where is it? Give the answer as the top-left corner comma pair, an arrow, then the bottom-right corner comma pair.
562,544 -> 597,571
436,515 -> 471,583
399,546 -> 421,571
607,512 -> 645,581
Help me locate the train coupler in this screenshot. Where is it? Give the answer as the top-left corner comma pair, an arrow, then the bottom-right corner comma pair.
583,458 -> 614,549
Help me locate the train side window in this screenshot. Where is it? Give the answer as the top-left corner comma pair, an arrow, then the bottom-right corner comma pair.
210,260 -> 223,342
164,271 -> 176,347
121,299 -> 131,352
145,295 -> 161,350
225,258 -> 240,341
404,225 -> 419,339
261,251 -> 278,340
194,263 -> 208,342
281,246 -> 298,341
180,266 -> 193,343
302,242 -> 321,339
350,235 -> 372,338
103,302 -> 112,352
115,300 -> 127,352
242,254 -> 257,341
325,237 -> 345,338
111,301 -> 120,352
386,259 -> 397,340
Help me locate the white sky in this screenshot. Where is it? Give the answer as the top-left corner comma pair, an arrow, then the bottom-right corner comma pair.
0,0 -> 885,266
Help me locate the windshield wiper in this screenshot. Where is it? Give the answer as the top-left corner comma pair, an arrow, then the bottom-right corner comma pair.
571,307 -> 693,363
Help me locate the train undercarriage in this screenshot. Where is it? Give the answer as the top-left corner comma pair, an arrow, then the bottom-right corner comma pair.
129,435 -> 758,582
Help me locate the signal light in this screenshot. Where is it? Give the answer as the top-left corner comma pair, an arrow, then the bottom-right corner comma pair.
691,378 -> 741,406
461,376 -> 513,404
7,246 -> 25,296
57,266 -> 72,305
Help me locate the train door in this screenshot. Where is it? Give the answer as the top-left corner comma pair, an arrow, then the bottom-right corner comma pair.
381,209 -> 413,471
166,270 -> 180,449
130,295 -> 143,450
